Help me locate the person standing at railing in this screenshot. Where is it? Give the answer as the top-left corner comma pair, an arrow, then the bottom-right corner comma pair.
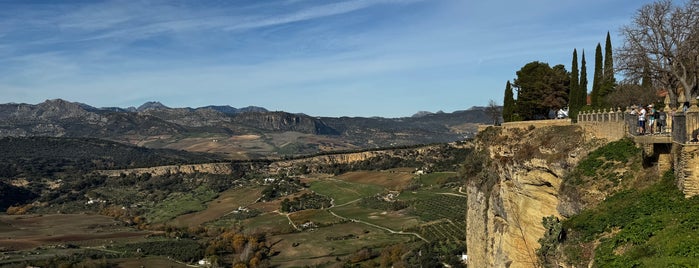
648,104 -> 656,134
657,109 -> 666,134
638,105 -> 647,135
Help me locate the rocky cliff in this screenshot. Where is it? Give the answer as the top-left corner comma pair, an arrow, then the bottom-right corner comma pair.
98,143 -> 466,177
466,125 -> 592,267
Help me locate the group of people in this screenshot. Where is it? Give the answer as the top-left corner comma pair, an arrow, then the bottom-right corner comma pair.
631,104 -> 667,135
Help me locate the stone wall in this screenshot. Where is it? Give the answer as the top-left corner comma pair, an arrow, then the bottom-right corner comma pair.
499,119 -> 572,130
673,144 -> 699,198
576,108 -> 627,142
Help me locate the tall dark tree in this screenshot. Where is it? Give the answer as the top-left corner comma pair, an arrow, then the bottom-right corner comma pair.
580,50 -> 589,106
569,49 -> 581,121
601,31 -> 616,103
513,61 -> 570,120
641,64 -> 653,90
591,43 -> 604,107
502,80 -> 516,122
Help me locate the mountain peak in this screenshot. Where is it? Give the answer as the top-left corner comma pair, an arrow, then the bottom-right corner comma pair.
137,101 -> 169,111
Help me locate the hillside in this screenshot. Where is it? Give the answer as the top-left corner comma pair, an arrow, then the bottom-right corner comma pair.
0,99 -> 489,158
0,136 -> 224,177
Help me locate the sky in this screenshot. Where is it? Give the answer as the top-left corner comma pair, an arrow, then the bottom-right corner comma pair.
0,0 -> 658,118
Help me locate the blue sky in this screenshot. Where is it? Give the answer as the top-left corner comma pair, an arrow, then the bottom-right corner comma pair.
0,0 -> 656,117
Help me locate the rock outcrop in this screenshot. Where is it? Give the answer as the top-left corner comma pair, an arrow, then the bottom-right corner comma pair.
466,125 -> 590,267
98,143 -> 467,177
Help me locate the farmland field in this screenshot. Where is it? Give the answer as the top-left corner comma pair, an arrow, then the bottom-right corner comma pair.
410,193 -> 467,222
0,214 -> 150,266
288,209 -> 344,227
268,222 -> 414,267
171,186 -> 264,227
335,170 -> 415,190
310,179 -> 383,205
145,186 -> 218,223
330,203 -> 421,231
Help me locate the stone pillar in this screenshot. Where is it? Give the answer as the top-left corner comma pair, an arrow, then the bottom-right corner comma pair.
687,98 -> 699,142
664,95 -> 673,134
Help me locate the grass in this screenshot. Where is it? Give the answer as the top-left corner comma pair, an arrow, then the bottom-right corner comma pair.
334,170 -> 416,190
309,179 -> 384,205
268,222 -> 413,267
330,203 -> 420,231
565,138 -> 641,185
171,186 -> 264,227
288,209 -> 344,226
562,171 -> 699,267
241,212 -> 296,234
418,172 -> 458,186
145,186 -> 218,223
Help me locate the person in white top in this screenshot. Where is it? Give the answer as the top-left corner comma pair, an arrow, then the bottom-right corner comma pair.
638,106 -> 647,135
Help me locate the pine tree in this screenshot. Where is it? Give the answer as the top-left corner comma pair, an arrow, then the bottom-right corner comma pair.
601,31 -> 616,102
591,43 -> 603,107
580,50 -> 588,107
502,80 -> 516,122
569,49 -> 580,121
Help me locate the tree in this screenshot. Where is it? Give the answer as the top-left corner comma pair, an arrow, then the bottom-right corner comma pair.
485,99 -> 502,125
605,81 -> 660,108
569,49 -> 581,121
601,31 -> 616,100
591,43 -> 604,107
617,0 -> 699,106
502,81 -> 516,122
580,50 -> 589,106
513,61 -> 570,120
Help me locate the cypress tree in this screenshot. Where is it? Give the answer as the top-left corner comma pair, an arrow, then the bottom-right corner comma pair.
641,64 -> 652,90
569,49 -> 580,120
503,80 -> 516,122
580,50 -> 588,107
591,43 -> 603,107
602,31 -> 616,101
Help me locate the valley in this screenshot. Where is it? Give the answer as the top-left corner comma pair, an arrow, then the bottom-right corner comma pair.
0,135 -> 473,267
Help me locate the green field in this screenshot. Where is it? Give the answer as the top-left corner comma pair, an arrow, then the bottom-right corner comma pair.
241,212 -> 296,234
146,186 -> 218,223
330,203 -> 420,231
310,179 -> 384,205
268,222 -> 414,267
418,172 -> 458,186
289,209 -> 344,227
410,194 -> 467,222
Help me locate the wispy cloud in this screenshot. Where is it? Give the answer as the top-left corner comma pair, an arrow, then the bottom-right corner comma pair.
225,0 -> 421,31
0,0 -> 660,117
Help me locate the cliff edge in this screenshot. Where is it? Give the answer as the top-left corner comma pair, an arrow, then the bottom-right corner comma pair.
465,125 -> 593,267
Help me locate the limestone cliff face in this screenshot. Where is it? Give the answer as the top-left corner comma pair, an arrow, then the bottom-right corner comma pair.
466,125 -> 589,267
98,163 -> 235,177
98,143 -> 465,177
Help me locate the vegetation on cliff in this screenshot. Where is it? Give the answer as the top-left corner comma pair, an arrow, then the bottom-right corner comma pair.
537,138 -> 699,267
558,171 -> 699,267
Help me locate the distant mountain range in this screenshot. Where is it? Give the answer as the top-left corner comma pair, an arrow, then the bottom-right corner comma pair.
0,99 -> 491,158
